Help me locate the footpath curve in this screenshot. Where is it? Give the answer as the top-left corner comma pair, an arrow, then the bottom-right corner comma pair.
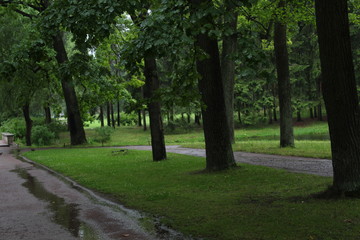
122,145 -> 333,177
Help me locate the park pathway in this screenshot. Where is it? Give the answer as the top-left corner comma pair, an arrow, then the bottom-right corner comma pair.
122,145 -> 333,177
0,145 -> 184,240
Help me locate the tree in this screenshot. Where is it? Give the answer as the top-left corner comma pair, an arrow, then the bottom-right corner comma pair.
315,0 -> 360,195
130,10 -> 167,161
0,0 -> 87,145
221,0 -> 238,143
273,0 -> 294,147
189,0 -> 236,171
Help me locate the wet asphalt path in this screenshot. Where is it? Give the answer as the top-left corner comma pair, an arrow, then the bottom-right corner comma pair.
123,145 -> 333,177
0,146 -> 160,240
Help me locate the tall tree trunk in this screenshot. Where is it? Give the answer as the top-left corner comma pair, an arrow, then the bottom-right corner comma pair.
44,106 -> 51,124
238,108 -> 242,124
22,103 -> 32,146
310,108 -> 314,119
190,0 -> 235,171
318,104 -> 323,121
144,55 -> 167,161
315,0 -> 360,194
110,102 -> 115,128
99,105 -> 104,127
268,108 -> 273,124
297,111 -> 302,122
142,109 -> 147,131
221,0 -> 238,144
138,110 -> 142,127
274,0 -> 294,147
273,107 -> 277,122
316,75 -> 323,121
117,101 -> 121,127
106,102 -> 111,127
195,113 -> 201,125
314,106 -> 317,118
52,32 -> 86,145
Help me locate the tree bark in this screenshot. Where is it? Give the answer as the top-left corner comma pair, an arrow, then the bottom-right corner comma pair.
296,111 -> 302,122
144,55 -> 167,161
99,105 -> 104,127
274,0 -> 294,147
190,0 -> 235,171
316,75 -> 323,121
106,102 -> 111,127
317,104 -> 323,121
142,109 -> 147,131
315,0 -> 360,194
52,32 -> 86,145
138,110 -> 142,127
44,106 -> 51,124
22,103 -> 32,146
221,0 -> 238,144
117,101 -> 121,127
110,102 -> 115,128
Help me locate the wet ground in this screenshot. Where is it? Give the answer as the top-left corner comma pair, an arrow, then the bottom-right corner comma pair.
0,144 -> 332,240
0,146 -> 192,240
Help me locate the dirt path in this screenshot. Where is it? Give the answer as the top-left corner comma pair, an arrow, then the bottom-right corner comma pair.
122,145 -> 333,177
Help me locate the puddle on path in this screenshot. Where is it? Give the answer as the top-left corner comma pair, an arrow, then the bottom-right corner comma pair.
13,162 -> 200,240
13,167 -> 100,240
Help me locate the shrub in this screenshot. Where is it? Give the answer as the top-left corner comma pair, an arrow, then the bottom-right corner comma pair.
46,120 -> 68,138
165,119 -> 193,133
0,118 -> 26,139
93,127 -> 114,146
120,113 -> 138,126
31,125 -> 56,146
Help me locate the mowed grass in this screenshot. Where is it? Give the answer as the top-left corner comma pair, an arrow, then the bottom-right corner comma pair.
183,140 -> 331,159
50,120 -> 331,159
23,148 -> 360,240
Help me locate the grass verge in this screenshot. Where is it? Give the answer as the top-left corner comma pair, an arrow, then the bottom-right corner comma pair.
23,148 -> 360,240
182,140 -> 331,159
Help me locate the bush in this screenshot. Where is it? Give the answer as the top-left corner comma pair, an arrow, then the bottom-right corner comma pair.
93,127 -> 114,146
0,118 -> 26,139
120,113 -> 138,126
46,120 -> 68,138
31,125 -> 56,146
165,119 -> 193,133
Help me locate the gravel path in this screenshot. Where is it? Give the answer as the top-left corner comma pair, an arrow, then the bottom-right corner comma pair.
123,145 -> 333,177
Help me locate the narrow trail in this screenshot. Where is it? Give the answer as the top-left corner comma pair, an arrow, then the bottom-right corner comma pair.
122,145 -> 333,177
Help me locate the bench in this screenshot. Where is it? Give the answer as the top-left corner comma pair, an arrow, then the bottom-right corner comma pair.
2,132 -> 14,146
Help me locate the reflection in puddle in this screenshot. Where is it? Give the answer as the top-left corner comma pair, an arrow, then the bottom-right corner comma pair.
13,168 -> 99,239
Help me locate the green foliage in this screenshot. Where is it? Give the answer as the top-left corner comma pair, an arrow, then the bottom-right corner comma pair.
0,118 -> 26,139
93,127 -> 114,145
31,125 -> 56,146
164,119 -> 193,133
119,113 -> 138,126
46,121 -> 68,138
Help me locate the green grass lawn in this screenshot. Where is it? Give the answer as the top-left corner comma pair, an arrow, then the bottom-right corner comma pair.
23,148 -> 360,240
47,120 -> 331,159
